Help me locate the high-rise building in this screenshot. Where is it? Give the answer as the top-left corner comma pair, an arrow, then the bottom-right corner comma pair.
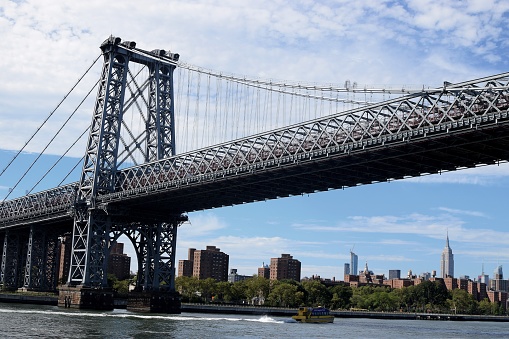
440,233 -> 454,278
178,248 -> 195,277
192,246 -> 229,281
389,269 -> 401,280
490,265 -> 508,292
270,254 -> 301,281
258,262 -> 270,279
344,263 -> 350,276
350,251 -> 358,275
108,242 -> 131,280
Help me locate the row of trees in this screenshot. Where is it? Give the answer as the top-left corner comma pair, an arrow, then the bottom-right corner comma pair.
175,276 -> 507,316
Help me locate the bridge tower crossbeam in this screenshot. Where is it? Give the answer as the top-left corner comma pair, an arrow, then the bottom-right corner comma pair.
60,36 -> 184,312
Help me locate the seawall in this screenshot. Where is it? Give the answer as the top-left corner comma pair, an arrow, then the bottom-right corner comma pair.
181,303 -> 509,322
0,294 -> 508,322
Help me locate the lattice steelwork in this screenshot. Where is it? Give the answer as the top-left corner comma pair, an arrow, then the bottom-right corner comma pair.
1,71 -> 509,227
110,214 -> 185,291
106,72 -> 509,208
0,230 -> 27,289
146,53 -> 177,161
1,41 -> 509,301
22,226 -> 59,291
69,37 -> 180,287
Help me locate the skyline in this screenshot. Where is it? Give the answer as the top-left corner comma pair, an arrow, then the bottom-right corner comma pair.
1,1 -> 509,282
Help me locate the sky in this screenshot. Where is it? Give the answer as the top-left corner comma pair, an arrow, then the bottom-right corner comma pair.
1,0 -> 509,282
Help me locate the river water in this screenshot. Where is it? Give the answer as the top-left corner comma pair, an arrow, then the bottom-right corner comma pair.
1,303 -> 509,338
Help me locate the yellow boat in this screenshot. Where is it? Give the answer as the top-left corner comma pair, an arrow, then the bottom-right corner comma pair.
292,306 -> 334,323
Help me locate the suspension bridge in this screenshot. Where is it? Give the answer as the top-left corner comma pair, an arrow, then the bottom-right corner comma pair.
1,36 -> 509,312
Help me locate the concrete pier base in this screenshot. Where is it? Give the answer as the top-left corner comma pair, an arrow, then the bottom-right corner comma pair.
127,291 -> 181,313
58,285 -> 114,310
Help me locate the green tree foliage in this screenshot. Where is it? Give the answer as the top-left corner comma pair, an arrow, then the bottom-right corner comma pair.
301,280 -> 332,307
107,274 -> 130,295
215,281 -> 232,302
329,284 -> 353,310
413,280 -> 449,312
267,281 -> 304,307
173,276 -> 506,316
199,278 -> 217,301
448,289 -> 478,314
478,298 -> 492,315
175,276 -> 201,302
244,276 -> 270,304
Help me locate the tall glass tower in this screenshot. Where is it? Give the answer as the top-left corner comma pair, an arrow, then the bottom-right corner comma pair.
440,233 -> 454,278
350,251 -> 358,276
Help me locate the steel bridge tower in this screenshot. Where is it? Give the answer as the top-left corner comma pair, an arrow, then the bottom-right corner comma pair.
59,36 -> 186,312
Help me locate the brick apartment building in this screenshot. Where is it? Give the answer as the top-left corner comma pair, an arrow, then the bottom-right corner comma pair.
178,246 -> 229,281
269,254 -> 301,281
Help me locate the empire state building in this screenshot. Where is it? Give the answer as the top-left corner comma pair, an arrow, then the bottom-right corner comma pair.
440,233 -> 454,278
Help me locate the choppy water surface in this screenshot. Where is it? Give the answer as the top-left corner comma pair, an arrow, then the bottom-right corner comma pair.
1,303 -> 508,338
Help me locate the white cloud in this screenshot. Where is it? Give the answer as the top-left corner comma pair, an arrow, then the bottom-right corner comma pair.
178,213 -> 227,239
293,211 -> 509,246
437,207 -> 487,218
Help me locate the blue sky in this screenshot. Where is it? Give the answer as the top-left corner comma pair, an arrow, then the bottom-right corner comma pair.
1,0 -> 509,281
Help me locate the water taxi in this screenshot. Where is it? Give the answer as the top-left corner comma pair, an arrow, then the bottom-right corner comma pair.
292,306 -> 334,323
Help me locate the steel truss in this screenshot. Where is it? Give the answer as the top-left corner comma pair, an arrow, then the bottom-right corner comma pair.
23,225 -> 59,291
68,37 -> 179,287
109,72 -> 509,201
2,72 -> 509,225
111,214 -> 186,291
0,230 -> 28,289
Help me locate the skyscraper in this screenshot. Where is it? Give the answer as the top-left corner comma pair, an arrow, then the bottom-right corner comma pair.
350,250 -> 358,275
344,263 -> 350,276
440,233 -> 454,278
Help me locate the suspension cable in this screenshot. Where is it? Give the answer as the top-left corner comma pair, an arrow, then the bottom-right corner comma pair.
2,72 -> 100,201
27,126 -> 89,194
0,53 -> 102,180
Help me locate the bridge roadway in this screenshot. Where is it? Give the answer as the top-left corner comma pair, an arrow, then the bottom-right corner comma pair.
1,74 -> 509,229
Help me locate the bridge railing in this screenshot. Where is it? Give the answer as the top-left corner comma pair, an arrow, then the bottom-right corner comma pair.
2,72 -> 509,223
0,184 -> 77,226
108,72 -> 509,199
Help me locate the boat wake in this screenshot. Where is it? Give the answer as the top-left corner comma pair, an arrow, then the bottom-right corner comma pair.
245,315 -> 285,323
0,307 -> 287,323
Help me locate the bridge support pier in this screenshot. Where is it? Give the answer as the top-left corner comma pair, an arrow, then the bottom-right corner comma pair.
127,290 -> 181,313
1,230 -> 28,290
58,285 -> 114,310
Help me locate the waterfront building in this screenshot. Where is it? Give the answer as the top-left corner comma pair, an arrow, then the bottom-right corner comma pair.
178,248 -> 195,277
388,269 -> 401,280
108,242 -> 131,280
490,265 -> 508,292
444,277 -> 469,292
468,281 -> 487,301
487,290 -> 508,311
228,268 -> 250,283
192,246 -> 229,281
257,262 -> 270,279
179,246 -> 229,281
383,278 -> 413,289
440,233 -> 454,278
270,254 -> 301,281
350,251 -> 358,276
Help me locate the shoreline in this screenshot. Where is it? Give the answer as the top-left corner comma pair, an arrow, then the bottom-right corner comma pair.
0,293 -> 508,322
181,303 -> 509,322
